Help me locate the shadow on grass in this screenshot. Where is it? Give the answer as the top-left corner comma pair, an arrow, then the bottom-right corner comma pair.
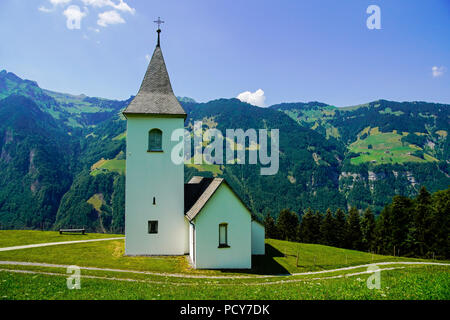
215,244 -> 290,275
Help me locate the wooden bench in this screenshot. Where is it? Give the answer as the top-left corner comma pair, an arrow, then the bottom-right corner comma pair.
59,228 -> 86,235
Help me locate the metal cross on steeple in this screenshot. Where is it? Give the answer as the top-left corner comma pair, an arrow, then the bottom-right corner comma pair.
154,17 -> 164,47
154,17 -> 165,30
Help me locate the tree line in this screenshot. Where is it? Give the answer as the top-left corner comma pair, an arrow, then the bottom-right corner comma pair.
264,186 -> 449,259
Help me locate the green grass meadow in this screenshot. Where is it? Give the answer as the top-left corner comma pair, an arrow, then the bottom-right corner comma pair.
349,130 -> 437,165
90,159 -> 126,176
0,231 -> 448,300
0,230 -> 123,247
1,265 -> 448,300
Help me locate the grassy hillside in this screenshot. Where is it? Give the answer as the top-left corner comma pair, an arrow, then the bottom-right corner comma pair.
90,159 -> 125,176
0,231 -> 426,275
0,230 -> 122,247
0,231 -> 441,275
348,128 -> 437,165
0,231 -> 448,300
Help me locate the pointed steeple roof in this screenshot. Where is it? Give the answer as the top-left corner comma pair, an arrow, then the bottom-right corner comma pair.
123,29 -> 186,118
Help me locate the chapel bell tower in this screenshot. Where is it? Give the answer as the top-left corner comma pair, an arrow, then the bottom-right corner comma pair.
122,22 -> 187,255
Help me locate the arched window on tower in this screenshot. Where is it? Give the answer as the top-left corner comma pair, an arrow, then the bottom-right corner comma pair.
148,129 -> 163,152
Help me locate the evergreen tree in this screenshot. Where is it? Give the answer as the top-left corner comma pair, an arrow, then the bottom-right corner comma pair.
430,189 -> 450,259
346,207 -> 362,250
264,212 -> 278,239
111,175 -> 125,234
375,205 -> 393,255
390,195 -> 413,255
334,208 -> 347,248
299,208 -> 316,243
320,208 -> 337,246
276,209 -> 299,241
361,207 -> 376,252
313,211 -> 323,243
411,186 -> 432,256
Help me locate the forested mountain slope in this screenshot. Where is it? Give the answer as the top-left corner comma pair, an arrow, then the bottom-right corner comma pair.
0,70 -> 448,232
0,95 -> 75,229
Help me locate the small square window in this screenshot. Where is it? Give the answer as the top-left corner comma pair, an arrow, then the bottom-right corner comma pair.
148,221 -> 158,234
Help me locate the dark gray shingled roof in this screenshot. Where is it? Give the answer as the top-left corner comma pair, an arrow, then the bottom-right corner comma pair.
184,176 -> 254,221
185,177 -> 222,221
123,41 -> 186,117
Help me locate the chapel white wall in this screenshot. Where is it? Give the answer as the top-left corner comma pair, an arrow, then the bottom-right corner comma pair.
125,115 -> 186,255
189,222 -> 195,266
251,220 -> 265,255
193,184 -> 252,269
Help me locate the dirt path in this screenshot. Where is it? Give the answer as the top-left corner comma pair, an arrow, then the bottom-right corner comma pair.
291,261 -> 450,276
0,260 -> 447,279
0,266 -> 405,286
0,237 -> 125,252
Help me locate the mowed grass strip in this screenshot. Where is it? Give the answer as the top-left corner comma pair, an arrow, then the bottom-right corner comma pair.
1,265 -> 448,300
0,230 -> 123,248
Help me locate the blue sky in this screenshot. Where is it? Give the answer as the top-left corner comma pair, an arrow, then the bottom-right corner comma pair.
0,0 -> 449,107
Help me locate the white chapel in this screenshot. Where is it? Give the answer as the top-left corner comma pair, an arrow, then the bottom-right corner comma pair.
122,27 -> 265,269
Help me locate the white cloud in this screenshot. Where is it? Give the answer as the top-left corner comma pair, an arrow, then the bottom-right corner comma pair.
39,0 -> 71,12
63,5 -> 87,30
50,0 -> 72,5
38,6 -> 53,13
88,26 -> 100,33
112,0 -> 135,14
82,0 -> 112,7
97,10 -> 125,27
145,54 -> 151,62
432,66 -> 445,78
237,89 -> 266,107
39,0 -> 134,30
82,0 -> 135,14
